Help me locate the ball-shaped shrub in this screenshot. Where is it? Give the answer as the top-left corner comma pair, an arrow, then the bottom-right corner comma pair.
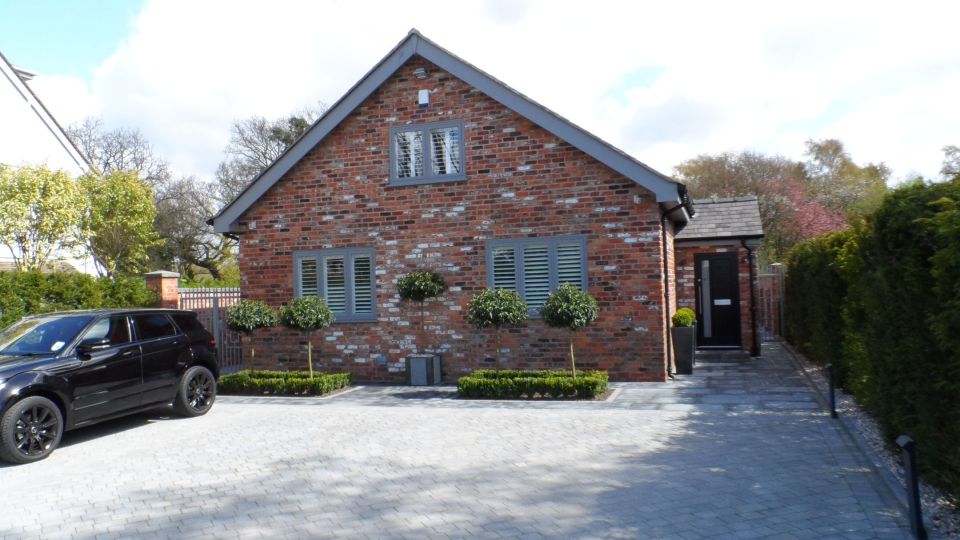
225,299 -> 277,335
397,271 -> 447,303
466,288 -> 528,329
278,296 -> 335,332
671,307 -> 696,327
540,284 -> 599,331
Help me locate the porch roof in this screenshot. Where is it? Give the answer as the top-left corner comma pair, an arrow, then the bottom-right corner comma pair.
675,196 -> 763,241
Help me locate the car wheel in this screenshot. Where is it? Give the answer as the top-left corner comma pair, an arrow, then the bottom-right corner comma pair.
174,365 -> 216,417
0,396 -> 64,464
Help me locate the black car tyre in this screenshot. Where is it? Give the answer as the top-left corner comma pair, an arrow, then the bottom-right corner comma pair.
173,365 -> 216,417
0,396 -> 64,464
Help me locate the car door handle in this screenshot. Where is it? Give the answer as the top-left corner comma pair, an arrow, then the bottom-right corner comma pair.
120,349 -> 135,357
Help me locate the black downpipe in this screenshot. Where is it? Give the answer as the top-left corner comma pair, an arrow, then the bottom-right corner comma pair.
661,205 -> 687,377
741,239 -> 761,357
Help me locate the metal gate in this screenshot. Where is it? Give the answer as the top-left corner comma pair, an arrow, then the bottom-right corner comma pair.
178,288 -> 242,374
758,264 -> 785,341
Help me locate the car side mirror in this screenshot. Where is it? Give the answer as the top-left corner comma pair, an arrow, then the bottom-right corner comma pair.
77,337 -> 111,356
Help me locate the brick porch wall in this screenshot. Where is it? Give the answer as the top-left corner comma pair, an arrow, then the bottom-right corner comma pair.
235,57 -> 671,382
674,242 -> 757,352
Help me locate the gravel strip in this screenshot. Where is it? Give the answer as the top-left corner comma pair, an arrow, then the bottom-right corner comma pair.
785,342 -> 960,538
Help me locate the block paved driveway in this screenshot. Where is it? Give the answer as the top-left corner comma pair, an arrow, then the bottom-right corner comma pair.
0,343 -> 909,539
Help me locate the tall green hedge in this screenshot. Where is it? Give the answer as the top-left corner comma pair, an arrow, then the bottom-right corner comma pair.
785,178 -> 960,498
0,271 -> 157,328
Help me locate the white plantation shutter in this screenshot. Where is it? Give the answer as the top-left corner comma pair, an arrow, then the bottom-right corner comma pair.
556,242 -> 584,289
522,244 -> 551,308
324,256 -> 347,313
299,257 -> 319,297
394,130 -> 423,178
492,247 -> 517,290
352,255 -> 373,314
431,127 -> 462,176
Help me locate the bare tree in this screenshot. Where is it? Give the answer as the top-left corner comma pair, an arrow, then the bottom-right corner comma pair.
215,105 -> 324,204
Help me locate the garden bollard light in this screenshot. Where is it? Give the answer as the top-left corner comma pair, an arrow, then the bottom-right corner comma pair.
896,435 -> 927,540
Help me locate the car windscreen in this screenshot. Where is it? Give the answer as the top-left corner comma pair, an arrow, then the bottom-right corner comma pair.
0,315 -> 96,355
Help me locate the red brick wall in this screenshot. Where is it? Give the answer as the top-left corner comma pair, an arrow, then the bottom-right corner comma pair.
674,242 -> 758,353
236,57 -> 671,382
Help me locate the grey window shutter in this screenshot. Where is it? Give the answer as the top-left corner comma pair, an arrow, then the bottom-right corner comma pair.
522,244 -> 551,308
324,256 -> 347,313
492,246 -> 517,290
352,254 -> 373,314
299,257 -> 319,297
556,241 -> 584,289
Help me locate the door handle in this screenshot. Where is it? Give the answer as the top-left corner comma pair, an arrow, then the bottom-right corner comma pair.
121,349 -> 135,357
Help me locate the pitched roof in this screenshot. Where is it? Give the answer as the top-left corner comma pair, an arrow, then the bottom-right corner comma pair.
675,196 -> 764,241
0,51 -> 90,175
211,29 -> 689,233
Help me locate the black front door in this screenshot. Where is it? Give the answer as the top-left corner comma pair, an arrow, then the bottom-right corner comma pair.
695,252 -> 741,347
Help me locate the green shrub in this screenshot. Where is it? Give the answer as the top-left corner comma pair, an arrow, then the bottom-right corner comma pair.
397,270 -> 447,302
0,271 -> 156,328
457,369 -> 608,399
466,288 -> 528,363
671,307 -> 696,327
278,297 -> 334,332
218,370 -> 350,396
225,299 -> 277,335
785,177 -> 960,498
540,283 -> 599,375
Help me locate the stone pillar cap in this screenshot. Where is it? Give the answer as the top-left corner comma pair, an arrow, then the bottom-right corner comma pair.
144,270 -> 181,278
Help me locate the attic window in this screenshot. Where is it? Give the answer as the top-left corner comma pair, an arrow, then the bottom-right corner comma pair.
389,121 -> 465,185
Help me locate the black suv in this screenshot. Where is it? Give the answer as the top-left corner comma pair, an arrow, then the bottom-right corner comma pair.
0,309 -> 219,464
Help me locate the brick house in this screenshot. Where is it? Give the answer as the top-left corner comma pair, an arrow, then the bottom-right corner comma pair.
211,30 -> 761,382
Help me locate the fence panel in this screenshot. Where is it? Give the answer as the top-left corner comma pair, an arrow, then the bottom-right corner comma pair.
178,288 -> 242,374
758,270 -> 784,341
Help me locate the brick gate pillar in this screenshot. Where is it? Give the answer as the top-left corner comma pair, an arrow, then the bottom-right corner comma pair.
144,271 -> 180,308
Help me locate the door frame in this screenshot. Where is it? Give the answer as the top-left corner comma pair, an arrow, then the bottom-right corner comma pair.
694,252 -> 742,347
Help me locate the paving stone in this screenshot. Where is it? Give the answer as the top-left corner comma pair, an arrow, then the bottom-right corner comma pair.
0,342 -> 910,539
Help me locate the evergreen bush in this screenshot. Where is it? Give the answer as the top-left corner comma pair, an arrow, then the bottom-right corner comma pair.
785,177 -> 960,498
539,283 -> 599,376
465,288 -> 528,363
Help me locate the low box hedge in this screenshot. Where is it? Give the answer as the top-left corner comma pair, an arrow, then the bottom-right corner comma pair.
457,369 -> 608,399
218,370 -> 350,396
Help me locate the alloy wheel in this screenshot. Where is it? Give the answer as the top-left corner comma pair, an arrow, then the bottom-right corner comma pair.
14,405 -> 60,458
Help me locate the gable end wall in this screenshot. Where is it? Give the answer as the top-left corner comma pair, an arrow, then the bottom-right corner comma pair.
236,57 -> 669,382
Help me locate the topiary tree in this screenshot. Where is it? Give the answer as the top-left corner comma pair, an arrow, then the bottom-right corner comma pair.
225,299 -> 277,362
397,270 -> 447,353
671,307 -> 696,327
278,296 -> 335,380
540,283 -> 599,378
466,288 -> 528,364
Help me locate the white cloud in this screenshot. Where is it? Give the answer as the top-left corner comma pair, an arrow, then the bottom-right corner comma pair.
25,0 -> 960,183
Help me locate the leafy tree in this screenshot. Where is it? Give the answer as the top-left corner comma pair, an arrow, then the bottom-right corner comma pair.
0,165 -> 87,271
803,139 -> 888,218
674,151 -> 821,260
215,107 -> 323,204
81,170 -> 161,277
941,145 -> 960,180
68,117 -> 233,279
225,299 -> 277,361
539,284 -> 599,377
397,270 -> 447,353
278,297 -> 335,379
466,289 -> 528,364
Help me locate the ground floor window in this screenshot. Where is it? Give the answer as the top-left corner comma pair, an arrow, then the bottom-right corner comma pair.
294,248 -> 376,322
485,236 -> 587,313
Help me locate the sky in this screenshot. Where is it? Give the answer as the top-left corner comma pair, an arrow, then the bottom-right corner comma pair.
1,0 -> 958,185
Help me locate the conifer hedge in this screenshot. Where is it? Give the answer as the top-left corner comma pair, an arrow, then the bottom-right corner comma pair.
0,271 -> 157,327
785,178 -> 960,498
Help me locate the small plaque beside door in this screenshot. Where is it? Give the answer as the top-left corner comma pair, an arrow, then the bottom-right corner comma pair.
713,298 -> 732,306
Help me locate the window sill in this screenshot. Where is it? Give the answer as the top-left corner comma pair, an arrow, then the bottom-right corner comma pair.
387,174 -> 468,187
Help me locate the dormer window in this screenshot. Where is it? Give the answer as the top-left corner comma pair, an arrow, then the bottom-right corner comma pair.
389,120 -> 465,185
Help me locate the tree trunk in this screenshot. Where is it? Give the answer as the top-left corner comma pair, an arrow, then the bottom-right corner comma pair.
569,338 -> 577,379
